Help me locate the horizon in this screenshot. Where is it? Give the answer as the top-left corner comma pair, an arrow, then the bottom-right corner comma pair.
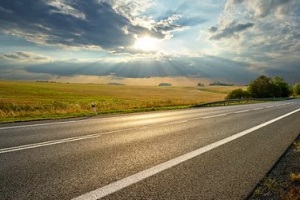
0,0 -> 300,85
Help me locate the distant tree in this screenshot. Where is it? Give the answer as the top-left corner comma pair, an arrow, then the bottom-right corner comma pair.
271,76 -> 292,97
247,75 -> 275,98
197,83 -> 204,87
294,83 -> 300,96
209,82 -> 234,86
225,88 -> 250,100
158,83 -> 172,87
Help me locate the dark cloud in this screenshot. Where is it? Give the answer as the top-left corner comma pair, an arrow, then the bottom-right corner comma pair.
210,22 -> 254,40
2,52 -> 49,61
209,26 -> 218,32
21,55 -> 256,84
264,63 -> 300,84
0,0 -> 180,51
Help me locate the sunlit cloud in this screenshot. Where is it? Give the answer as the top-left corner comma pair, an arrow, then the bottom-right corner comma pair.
0,0 -> 300,84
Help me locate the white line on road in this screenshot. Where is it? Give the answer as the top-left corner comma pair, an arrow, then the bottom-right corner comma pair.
234,109 -> 250,114
0,120 -> 80,130
201,113 -> 228,119
0,102 -> 294,131
0,128 -> 136,154
72,108 -> 300,200
252,107 -> 264,111
0,102 -> 296,154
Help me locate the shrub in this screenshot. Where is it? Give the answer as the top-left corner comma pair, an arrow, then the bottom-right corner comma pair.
248,75 -> 291,98
293,83 -> 300,96
271,76 -> 292,97
225,88 -> 250,100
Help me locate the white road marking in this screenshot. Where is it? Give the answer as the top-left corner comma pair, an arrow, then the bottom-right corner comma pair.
234,110 -> 250,114
0,120 -> 80,130
0,102 -> 293,131
0,102 -> 295,153
171,120 -> 188,124
72,108 -> 300,200
202,113 -> 228,119
252,107 -> 264,111
0,128 -> 135,154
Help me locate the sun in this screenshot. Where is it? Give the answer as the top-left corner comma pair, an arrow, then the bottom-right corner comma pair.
134,36 -> 159,51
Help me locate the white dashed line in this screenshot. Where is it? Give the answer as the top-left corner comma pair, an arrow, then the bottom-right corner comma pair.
72,108 -> 300,200
202,113 -> 228,119
0,120 -> 80,130
0,128 -> 136,154
234,110 -> 250,114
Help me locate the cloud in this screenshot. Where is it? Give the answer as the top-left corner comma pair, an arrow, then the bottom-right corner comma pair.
225,0 -> 299,18
1,52 -> 50,62
46,0 -> 86,19
210,22 -> 254,40
11,54 -> 255,84
0,0 -> 183,52
205,0 -> 300,83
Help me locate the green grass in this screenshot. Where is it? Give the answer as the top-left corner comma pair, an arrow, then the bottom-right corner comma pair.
0,80 -> 239,122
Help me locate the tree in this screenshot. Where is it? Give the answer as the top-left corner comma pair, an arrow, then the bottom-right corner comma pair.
247,75 -> 275,98
271,76 -> 291,97
294,83 -> 300,96
225,88 -> 250,100
158,83 -> 172,86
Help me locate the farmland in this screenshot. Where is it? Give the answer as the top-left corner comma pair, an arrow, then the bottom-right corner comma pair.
0,80 -> 244,122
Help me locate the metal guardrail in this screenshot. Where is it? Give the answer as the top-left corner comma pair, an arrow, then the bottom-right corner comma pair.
193,98 -> 294,108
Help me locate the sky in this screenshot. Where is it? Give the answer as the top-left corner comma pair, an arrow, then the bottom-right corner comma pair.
0,0 -> 300,85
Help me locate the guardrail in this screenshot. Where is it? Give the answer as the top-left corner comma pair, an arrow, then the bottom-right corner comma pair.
193,97 -> 294,108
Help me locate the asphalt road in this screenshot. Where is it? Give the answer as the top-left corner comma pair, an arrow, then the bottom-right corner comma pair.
0,100 -> 300,200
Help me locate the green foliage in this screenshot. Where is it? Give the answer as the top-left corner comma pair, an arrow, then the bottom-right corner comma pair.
197,83 -> 204,87
225,88 -> 250,100
293,83 -> 300,96
247,75 -> 291,98
248,75 -> 275,98
271,76 -> 292,97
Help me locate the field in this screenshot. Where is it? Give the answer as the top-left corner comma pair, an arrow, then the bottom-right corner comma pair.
0,80 -> 245,122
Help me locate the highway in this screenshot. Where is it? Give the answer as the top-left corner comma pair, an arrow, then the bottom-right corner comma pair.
0,100 -> 300,200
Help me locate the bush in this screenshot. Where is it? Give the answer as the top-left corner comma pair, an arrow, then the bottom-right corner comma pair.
225,88 -> 250,100
248,75 -> 291,98
271,76 -> 292,97
293,83 -> 300,96
248,75 -> 274,98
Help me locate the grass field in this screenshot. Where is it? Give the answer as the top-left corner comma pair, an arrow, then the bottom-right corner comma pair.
0,80 -> 244,122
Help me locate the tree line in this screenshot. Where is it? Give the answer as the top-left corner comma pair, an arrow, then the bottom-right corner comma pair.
226,75 -> 300,100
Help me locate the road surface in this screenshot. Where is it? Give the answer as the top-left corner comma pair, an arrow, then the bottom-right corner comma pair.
0,100 -> 300,199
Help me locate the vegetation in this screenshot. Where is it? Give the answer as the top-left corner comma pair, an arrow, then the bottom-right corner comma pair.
293,83 -> 300,96
197,83 -> 205,87
209,82 -> 234,86
158,83 -> 172,86
0,80 -> 232,122
225,88 -> 250,100
226,75 -> 292,99
248,75 -> 291,98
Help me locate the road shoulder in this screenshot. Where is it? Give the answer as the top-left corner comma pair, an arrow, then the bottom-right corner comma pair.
247,133 -> 300,199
